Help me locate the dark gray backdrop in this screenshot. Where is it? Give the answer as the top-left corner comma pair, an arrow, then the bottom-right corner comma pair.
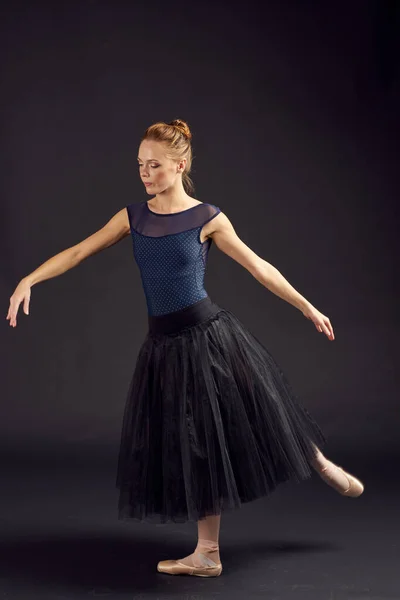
1,0 -> 398,467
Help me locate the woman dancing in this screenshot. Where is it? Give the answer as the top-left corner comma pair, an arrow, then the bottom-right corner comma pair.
7,118 -> 364,578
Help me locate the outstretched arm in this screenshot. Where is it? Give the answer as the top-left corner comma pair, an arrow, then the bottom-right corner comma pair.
208,211 -> 335,341
6,207 -> 130,327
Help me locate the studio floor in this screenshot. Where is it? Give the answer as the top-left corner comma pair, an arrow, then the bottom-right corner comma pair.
0,445 -> 397,600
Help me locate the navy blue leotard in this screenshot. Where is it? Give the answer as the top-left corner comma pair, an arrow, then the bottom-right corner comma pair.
126,201 -> 221,316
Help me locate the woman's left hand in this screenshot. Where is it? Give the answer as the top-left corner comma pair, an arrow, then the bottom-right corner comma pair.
302,305 -> 335,341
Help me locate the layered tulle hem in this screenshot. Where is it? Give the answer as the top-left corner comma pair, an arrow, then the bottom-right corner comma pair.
116,305 -> 327,524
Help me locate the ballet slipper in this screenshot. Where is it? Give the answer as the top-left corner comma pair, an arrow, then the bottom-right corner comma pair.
157,538 -> 223,577
318,460 -> 364,497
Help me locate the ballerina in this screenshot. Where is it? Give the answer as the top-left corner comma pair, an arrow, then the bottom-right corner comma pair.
6,118 -> 364,578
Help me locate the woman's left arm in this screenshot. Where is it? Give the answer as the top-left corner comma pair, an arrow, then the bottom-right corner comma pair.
209,212 -> 335,341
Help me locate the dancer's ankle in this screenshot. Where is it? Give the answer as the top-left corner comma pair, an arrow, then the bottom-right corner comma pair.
177,538 -> 220,568
195,538 -> 220,563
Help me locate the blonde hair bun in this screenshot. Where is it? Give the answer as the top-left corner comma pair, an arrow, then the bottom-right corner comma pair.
169,119 -> 192,140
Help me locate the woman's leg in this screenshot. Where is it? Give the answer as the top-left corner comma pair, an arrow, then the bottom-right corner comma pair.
178,513 -> 221,567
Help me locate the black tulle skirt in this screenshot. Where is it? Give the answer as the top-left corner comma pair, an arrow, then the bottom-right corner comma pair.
116,296 -> 327,524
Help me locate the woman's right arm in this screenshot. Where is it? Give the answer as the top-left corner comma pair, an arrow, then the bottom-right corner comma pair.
6,207 -> 130,327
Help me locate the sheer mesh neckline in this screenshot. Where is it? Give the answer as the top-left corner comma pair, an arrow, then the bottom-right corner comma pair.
145,201 -> 205,216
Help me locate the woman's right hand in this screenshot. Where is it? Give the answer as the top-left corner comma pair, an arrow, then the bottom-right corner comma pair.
6,278 -> 32,328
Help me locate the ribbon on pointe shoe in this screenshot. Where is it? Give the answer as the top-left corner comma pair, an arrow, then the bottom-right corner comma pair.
177,538 -> 220,568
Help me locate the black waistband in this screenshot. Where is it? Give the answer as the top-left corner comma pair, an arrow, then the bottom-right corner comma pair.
148,296 -> 221,335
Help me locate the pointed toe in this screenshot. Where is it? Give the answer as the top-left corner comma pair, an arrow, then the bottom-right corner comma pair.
318,461 -> 365,498
157,559 -> 177,573
337,466 -> 364,497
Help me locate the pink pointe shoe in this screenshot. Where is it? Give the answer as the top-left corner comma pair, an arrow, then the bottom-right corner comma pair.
319,460 -> 364,497
157,538 -> 223,577
157,558 -> 223,577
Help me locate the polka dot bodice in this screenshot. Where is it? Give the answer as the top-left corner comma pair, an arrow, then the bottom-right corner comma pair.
126,201 -> 221,316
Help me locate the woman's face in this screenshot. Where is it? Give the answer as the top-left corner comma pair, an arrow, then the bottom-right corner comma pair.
137,140 -> 185,194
